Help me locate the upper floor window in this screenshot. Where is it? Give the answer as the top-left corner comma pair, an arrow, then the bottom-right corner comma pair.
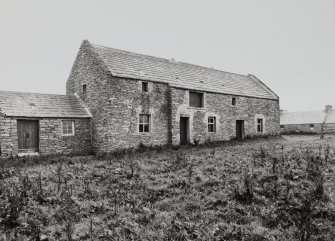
139,114 -> 150,133
142,82 -> 148,92
189,91 -> 204,107
280,125 -> 285,129
62,120 -> 75,136
82,84 -> 87,97
257,119 -> 263,133
208,117 -> 216,133
232,97 -> 236,106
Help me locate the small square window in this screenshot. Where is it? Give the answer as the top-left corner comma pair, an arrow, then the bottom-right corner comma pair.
62,120 -> 75,136
257,119 -> 263,133
139,114 -> 150,133
189,91 -> 204,107
232,97 -> 236,106
280,125 -> 285,129
208,117 -> 216,133
310,124 -> 314,128
142,82 -> 148,92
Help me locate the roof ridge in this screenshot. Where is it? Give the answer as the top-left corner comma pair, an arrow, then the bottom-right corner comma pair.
0,89 -> 68,97
283,110 -> 325,114
91,43 -> 248,78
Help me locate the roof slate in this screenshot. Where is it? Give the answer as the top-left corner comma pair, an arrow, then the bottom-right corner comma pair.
0,90 -> 91,118
90,42 -> 278,100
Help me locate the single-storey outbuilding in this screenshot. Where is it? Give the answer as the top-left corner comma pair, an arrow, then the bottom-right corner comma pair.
280,107 -> 335,134
0,90 -> 92,157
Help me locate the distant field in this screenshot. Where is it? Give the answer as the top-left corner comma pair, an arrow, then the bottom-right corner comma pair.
1,135 -> 335,241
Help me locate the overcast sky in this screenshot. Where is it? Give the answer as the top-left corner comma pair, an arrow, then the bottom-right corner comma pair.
0,0 -> 334,112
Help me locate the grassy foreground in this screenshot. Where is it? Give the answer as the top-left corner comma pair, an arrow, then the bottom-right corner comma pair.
1,135 -> 335,241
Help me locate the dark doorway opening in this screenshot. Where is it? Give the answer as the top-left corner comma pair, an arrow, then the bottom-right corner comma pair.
17,120 -> 39,153
236,120 -> 245,140
180,117 -> 189,145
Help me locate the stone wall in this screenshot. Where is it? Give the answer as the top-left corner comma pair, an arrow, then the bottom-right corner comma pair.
67,41 -> 171,152
67,40 -> 113,153
0,117 -> 91,157
170,88 -> 280,145
39,118 -> 91,155
0,116 -> 18,157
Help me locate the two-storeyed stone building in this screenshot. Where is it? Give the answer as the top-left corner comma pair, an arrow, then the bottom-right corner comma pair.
0,40 -> 280,157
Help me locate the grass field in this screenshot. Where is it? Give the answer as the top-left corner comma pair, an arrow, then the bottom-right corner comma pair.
1,135 -> 335,240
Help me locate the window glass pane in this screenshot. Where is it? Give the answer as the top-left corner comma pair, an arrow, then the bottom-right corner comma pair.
143,115 -> 149,124
144,124 -> 149,132
139,115 -> 143,124
139,124 -> 143,132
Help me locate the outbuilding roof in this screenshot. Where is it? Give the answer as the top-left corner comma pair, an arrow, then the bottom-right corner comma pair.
280,110 -> 335,125
88,41 -> 278,100
0,90 -> 92,118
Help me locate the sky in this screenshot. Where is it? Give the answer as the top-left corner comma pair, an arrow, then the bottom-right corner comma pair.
0,0 -> 334,112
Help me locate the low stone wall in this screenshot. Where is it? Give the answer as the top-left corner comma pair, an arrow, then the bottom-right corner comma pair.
281,123 -> 335,135
0,116 -> 91,157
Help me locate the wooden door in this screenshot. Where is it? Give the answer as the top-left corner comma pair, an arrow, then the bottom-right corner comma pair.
180,117 -> 189,145
236,120 -> 244,140
17,120 -> 39,153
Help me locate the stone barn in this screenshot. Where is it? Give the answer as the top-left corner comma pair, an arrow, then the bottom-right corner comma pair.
0,90 -> 92,157
66,40 -> 280,153
0,40 -> 280,157
280,106 -> 335,134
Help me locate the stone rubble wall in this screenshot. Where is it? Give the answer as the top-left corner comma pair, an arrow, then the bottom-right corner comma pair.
0,116 -> 91,157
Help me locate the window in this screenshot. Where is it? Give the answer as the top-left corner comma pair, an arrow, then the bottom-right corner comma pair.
232,97 -> 236,106
62,120 -> 75,136
208,117 -> 216,133
83,84 -> 87,95
310,124 -> 315,130
280,125 -> 285,129
142,82 -> 148,92
257,119 -> 263,133
189,91 -> 204,107
139,114 -> 150,133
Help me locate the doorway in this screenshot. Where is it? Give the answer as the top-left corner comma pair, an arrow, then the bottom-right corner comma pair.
180,117 -> 189,145
17,120 -> 39,153
236,120 -> 245,140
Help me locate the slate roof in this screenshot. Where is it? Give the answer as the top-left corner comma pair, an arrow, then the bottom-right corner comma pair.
90,42 -> 278,100
0,90 -> 92,118
280,111 -> 335,125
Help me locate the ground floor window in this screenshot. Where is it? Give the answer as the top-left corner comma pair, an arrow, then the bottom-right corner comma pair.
62,120 -> 75,136
139,114 -> 150,133
257,118 -> 263,133
208,117 -> 216,133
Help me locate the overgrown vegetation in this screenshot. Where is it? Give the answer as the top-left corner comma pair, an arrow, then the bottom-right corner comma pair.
0,135 -> 335,240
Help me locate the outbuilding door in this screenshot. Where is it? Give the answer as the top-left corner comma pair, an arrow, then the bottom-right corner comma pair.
17,120 -> 39,153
